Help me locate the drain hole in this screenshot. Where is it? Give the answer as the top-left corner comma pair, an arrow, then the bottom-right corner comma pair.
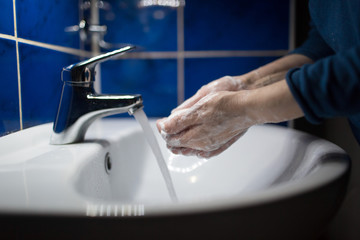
105,152 -> 111,174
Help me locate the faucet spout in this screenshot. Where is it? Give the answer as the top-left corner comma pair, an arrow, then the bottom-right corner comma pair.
50,46 -> 143,145
50,85 -> 143,145
86,93 -> 143,114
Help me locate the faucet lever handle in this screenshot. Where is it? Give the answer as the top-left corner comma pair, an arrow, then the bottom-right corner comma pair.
62,45 -> 135,84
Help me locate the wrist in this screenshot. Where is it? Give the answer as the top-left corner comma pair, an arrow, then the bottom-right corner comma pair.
224,90 -> 262,126
244,80 -> 304,125
231,72 -> 258,90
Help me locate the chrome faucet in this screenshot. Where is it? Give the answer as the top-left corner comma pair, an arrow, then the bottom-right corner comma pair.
50,46 -> 143,145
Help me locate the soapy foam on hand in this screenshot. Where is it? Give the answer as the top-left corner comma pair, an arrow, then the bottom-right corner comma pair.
159,82 -> 254,157
161,114 -> 248,154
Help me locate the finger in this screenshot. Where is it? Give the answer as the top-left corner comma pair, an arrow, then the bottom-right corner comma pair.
165,123 -> 209,150
165,121 -> 231,151
171,95 -> 201,114
168,130 -> 247,158
156,118 -> 167,133
160,108 -> 199,135
167,146 -> 198,156
171,89 -> 206,113
165,129 -> 189,148
196,130 -> 247,158
168,130 -> 246,158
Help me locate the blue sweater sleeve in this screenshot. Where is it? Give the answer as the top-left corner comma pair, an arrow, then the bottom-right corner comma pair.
286,45 -> 360,124
290,21 -> 335,61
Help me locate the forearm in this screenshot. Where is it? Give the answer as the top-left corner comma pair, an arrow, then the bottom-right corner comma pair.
233,54 -> 313,90
230,79 -> 304,125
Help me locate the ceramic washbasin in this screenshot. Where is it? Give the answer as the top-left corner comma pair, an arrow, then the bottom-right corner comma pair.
0,119 -> 350,240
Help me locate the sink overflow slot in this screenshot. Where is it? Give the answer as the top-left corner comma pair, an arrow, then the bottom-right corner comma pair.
105,152 -> 111,174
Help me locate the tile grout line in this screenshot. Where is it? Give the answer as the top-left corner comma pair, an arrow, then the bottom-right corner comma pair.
177,6 -> 185,105
0,33 -> 92,58
13,0 -> 23,131
90,0 -> 102,93
13,0 -> 30,206
0,34 -> 288,59
288,0 -> 296,129
288,0 -> 296,51
183,50 -> 288,58
119,50 -> 288,59
18,37 -> 92,57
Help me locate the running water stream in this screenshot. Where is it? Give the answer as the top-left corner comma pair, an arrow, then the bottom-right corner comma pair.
133,109 -> 178,202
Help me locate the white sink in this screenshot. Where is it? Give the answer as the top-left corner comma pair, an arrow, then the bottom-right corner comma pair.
0,119 -> 350,239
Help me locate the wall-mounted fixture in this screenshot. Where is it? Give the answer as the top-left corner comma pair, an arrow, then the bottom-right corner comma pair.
138,0 -> 185,8
65,0 -> 186,52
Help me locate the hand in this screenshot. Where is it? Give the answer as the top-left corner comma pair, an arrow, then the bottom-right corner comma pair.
172,75 -> 244,113
157,80 -> 305,158
157,91 -> 251,158
165,131 -> 246,158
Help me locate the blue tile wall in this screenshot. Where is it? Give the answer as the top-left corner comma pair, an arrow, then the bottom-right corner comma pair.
19,43 -> 79,129
0,1 -> 14,35
16,0 -> 80,48
101,58 -> 178,116
185,0 -> 290,51
0,39 -> 19,135
0,0 -> 291,136
0,0 -> 80,136
99,1 -> 178,51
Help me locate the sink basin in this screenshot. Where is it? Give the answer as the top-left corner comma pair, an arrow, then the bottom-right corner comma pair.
0,119 -> 350,239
